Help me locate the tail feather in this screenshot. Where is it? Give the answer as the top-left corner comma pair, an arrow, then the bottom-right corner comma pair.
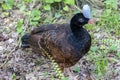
21,33 -> 30,48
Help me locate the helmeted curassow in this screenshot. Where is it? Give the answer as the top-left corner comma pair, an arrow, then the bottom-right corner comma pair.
21,5 -> 94,80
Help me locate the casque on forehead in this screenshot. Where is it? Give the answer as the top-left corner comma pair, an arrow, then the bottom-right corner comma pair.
82,5 -> 91,19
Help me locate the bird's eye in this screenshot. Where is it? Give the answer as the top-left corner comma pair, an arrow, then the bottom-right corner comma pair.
78,18 -> 84,23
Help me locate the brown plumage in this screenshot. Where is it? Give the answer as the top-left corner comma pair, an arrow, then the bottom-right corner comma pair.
29,23 -> 91,68
21,11 -> 93,79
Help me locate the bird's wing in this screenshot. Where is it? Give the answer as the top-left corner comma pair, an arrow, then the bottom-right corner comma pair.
29,24 -> 74,60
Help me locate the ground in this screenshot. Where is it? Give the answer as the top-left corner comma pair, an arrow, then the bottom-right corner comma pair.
0,5 -> 120,80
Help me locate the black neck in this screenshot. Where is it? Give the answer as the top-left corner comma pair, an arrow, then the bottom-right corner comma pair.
70,22 -> 83,38
70,13 -> 89,38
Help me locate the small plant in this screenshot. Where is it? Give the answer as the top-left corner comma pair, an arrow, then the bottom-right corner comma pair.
94,51 -> 108,76
16,19 -> 23,34
97,0 -> 120,35
2,0 -> 14,10
43,0 -> 75,11
43,71 -> 49,77
88,1 -> 120,78
88,44 -> 108,77
73,66 -> 80,73
117,52 -> 120,59
12,73 -> 16,80
30,9 -> 41,26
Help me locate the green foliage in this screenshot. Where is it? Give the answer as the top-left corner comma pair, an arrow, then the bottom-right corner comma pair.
88,44 -> 109,77
50,58 -> 65,79
2,0 -> 14,10
51,75 -> 55,80
45,0 -> 54,3
109,45 -> 117,51
117,52 -> 120,59
43,0 -> 75,11
12,73 -> 16,80
104,0 -> 117,9
30,9 -> 41,26
97,0 -> 120,35
90,3 -> 120,78
54,0 -> 62,2
44,4 -> 51,10
63,77 -> 69,80
63,0 -> 75,5
55,13 -> 61,18
73,66 -> 80,73
5,0 -> 14,6
42,71 -> 49,77
88,37 -> 120,78
101,39 -> 120,49
91,46 -> 99,52
85,24 -> 95,30
2,12 -> 9,17
23,0 -> 33,3
63,5 -> 69,11
18,4 -> 26,12
95,57 -> 108,76
16,19 -> 23,34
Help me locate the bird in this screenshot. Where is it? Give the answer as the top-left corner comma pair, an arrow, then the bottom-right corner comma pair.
21,5 -> 93,80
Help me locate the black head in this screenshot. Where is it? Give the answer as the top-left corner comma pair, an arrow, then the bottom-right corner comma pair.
70,13 -> 90,27
70,5 -> 93,28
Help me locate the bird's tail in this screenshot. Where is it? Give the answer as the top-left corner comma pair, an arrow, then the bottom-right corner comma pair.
21,33 -> 30,48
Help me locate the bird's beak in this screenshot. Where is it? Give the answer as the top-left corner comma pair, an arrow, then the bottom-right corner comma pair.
88,19 -> 94,24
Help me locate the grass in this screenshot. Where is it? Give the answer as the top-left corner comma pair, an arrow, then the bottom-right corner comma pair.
0,0 -> 120,80
85,0 -> 120,79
